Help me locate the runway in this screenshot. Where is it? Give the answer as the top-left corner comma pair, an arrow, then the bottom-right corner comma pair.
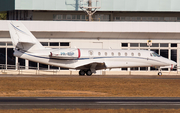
0,97 -> 180,109
1,74 -> 180,79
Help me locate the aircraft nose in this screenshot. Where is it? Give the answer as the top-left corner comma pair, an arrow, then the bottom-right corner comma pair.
170,60 -> 177,69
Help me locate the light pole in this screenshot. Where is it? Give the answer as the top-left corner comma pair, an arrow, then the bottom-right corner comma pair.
80,0 -> 101,21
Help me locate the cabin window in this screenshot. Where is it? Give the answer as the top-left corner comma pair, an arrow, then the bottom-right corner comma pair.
89,50 -> 93,55
111,52 -> 114,56
131,53 -> 134,56
105,52 -> 107,56
138,53 -> 141,56
98,52 -> 101,56
118,52 -> 121,56
125,52 -> 127,56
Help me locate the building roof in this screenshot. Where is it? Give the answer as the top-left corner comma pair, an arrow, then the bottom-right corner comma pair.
1,0 -> 180,12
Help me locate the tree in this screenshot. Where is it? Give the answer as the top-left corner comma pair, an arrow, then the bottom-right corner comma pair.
0,12 -> 7,20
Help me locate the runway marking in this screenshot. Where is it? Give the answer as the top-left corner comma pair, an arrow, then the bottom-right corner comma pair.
96,102 -> 180,104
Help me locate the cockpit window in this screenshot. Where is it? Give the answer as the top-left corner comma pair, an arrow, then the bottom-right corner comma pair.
152,52 -> 160,57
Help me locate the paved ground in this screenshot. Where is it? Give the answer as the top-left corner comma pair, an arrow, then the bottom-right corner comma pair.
0,97 -> 180,109
0,74 -> 180,79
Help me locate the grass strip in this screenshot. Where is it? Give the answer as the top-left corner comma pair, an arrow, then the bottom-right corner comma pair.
0,77 -> 180,97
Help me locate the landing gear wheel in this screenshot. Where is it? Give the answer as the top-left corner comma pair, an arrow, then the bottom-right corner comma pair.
86,70 -> 92,76
79,70 -> 85,76
158,72 -> 162,76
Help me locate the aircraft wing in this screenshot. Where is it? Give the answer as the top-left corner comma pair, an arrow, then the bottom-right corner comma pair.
75,62 -> 106,71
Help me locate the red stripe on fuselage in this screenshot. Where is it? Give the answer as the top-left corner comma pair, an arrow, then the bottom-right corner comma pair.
78,48 -> 81,58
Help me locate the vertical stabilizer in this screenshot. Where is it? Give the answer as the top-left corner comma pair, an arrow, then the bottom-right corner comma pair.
8,21 -> 45,52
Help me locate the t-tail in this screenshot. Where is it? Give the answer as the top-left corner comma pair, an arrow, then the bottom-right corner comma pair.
8,21 -> 45,52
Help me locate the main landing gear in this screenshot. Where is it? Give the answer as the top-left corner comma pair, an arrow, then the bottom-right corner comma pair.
79,70 -> 92,76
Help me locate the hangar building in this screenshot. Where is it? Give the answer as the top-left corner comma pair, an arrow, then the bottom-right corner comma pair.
0,0 -> 180,74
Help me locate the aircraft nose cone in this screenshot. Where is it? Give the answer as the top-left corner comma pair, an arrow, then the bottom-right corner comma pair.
170,60 -> 177,69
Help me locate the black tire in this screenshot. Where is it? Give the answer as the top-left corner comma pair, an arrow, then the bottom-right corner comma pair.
86,70 -> 92,76
79,70 -> 85,76
158,72 -> 162,76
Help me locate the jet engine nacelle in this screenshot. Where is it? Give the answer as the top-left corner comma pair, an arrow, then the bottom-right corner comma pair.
49,49 -> 80,60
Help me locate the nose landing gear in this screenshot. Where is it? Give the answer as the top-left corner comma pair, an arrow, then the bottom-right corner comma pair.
158,68 -> 162,76
158,72 -> 162,76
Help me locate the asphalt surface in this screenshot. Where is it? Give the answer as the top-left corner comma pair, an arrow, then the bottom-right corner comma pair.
0,97 -> 180,109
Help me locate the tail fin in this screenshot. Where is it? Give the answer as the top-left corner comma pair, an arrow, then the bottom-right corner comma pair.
8,21 -> 45,52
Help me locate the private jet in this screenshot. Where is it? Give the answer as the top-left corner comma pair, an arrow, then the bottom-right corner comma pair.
8,22 -> 177,76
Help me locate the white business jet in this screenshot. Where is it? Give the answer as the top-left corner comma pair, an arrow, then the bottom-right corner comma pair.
8,22 -> 177,76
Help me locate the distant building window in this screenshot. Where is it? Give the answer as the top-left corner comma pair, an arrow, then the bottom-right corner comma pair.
81,15 -> 85,19
50,42 -> 59,46
125,17 -> 130,21
77,15 -> 80,19
151,43 -> 159,47
160,43 -> 168,47
122,43 -> 128,47
140,43 -> 147,47
113,16 -> 179,22
7,42 -> 13,46
105,52 -> 107,56
137,17 -> 141,21
164,17 -> 170,21
115,17 -> 120,20
121,17 -> 125,21
171,43 -> 177,47
98,52 -> 101,56
177,17 -> 180,21
72,15 -> 76,19
41,42 -> 48,46
154,17 -> 159,21
130,43 -> 139,47
94,14 -> 110,21
66,15 -> 72,19
60,42 -> 69,46
0,42 -> 6,46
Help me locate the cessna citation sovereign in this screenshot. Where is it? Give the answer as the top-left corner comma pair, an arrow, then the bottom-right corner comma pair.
8,22 -> 177,76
